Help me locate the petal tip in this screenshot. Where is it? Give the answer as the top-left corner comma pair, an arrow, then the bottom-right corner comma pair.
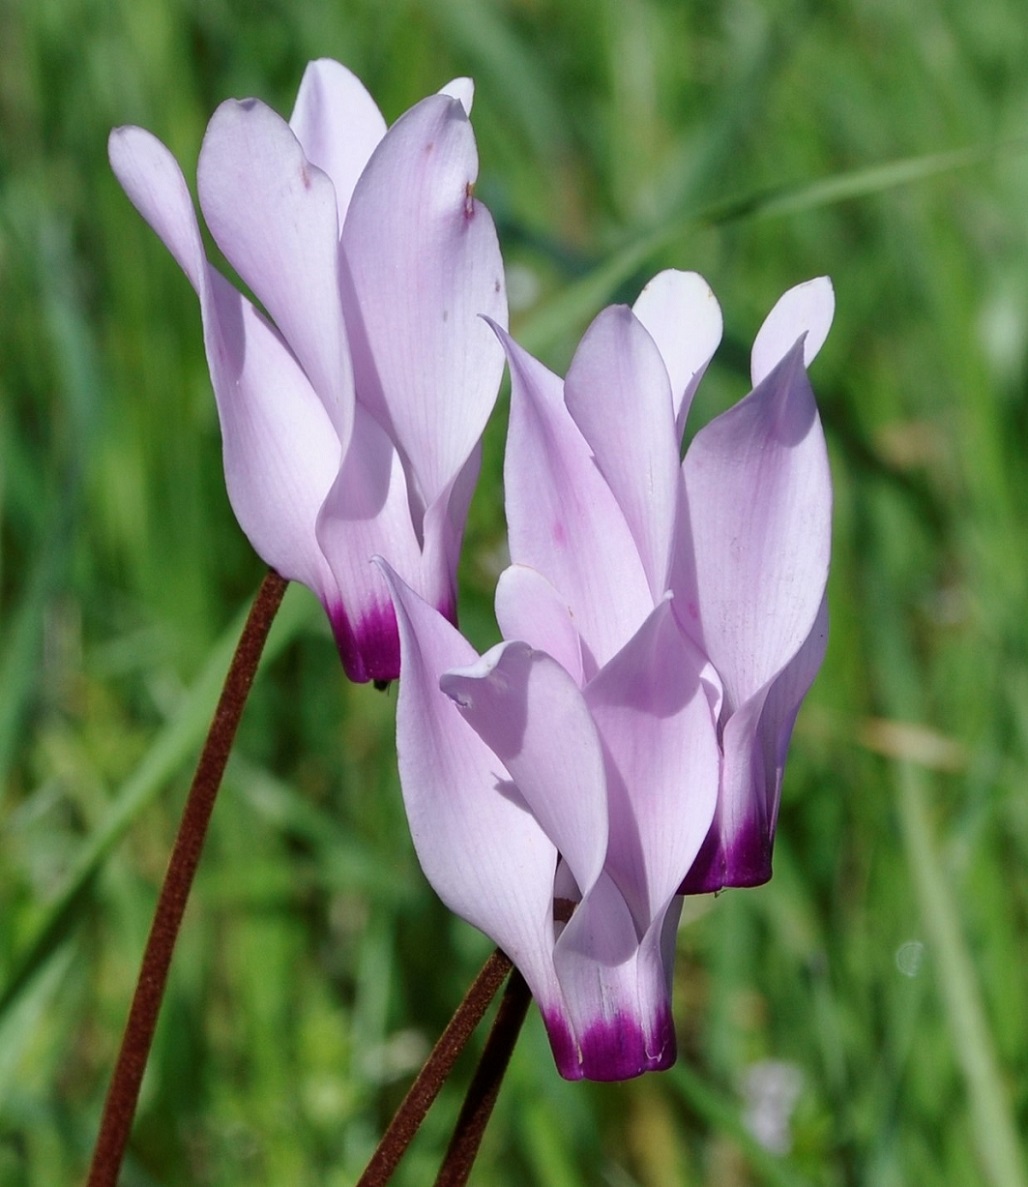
751,276 -> 835,386
440,77 -> 475,115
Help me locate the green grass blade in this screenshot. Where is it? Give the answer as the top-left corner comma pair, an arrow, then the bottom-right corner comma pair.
702,137 -> 1028,224
897,761 -> 1028,1187
517,136 -> 1028,360
0,580 -> 316,1021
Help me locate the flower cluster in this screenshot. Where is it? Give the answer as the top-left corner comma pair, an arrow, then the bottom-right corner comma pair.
381,273 -> 832,1079
111,62 -> 832,1082
110,61 -> 506,683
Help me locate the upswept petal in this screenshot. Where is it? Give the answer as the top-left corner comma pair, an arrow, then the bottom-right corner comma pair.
108,126 -> 206,290
439,77 -> 474,115
315,404 -> 423,683
564,306 -> 682,600
288,58 -> 387,220
632,270 -> 723,438
680,595 -> 829,893
681,340 -> 831,713
751,276 -> 834,387
440,643 -> 608,899
496,324 -> 651,675
495,564 -> 584,686
341,90 -> 506,513
549,875 -> 681,1080
108,127 -> 340,596
584,601 -> 719,925
380,564 -> 562,1012
197,98 -> 354,444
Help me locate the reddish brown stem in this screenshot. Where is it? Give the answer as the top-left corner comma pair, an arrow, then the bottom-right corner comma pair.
86,571 -> 289,1187
357,949 -> 513,1187
434,968 -> 532,1187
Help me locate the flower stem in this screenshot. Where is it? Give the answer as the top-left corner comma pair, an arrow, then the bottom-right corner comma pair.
85,570 -> 289,1187
357,949 -> 513,1187
434,968 -> 532,1187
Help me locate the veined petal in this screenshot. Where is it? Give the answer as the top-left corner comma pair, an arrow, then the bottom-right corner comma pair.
108,126 -> 207,290
380,564 -> 562,1013
759,591 -> 829,826
315,404 -> 422,683
585,601 -> 719,926
564,306 -> 682,600
440,642 -> 608,900
197,98 -> 354,445
495,564 -> 584,687
496,324 -> 651,675
681,595 -> 828,893
341,90 -> 506,514
418,444 -> 481,628
681,340 -> 831,713
632,270 -> 723,438
549,874 -> 681,1081
209,275 -> 341,599
108,127 -> 340,597
751,276 -> 834,387
289,59 -> 387,221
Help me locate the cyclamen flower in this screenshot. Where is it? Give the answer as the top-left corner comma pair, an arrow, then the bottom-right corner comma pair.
381,273 -> 832,1080
109,60 -> 506,683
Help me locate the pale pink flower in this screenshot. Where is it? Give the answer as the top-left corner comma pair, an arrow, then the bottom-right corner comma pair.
110,61 -> 506,682
381,274 -> 833,1079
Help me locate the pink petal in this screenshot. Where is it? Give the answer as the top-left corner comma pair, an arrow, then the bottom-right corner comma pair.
564,306 -> 682,601
681,340 -> 832,713
750,276 -> 834,387
381,564 -> 562,1012
584,601 -> 719,925
547,875 -> 681,1080
109,127 -> 340,597
340,91 -> 506,516
632,270 -> 723,437
288,59 -> 387,221
496,325 -> 651,675
197,98 -> 354,444
320,435 -> 478,684
759,591 -> 829,825
108,126 -> 206,290
681,593 -> 828,893
418,445 -> 481,623
315,405 -> 424,683
495,564 -> 584,686
440,642 -> 608,900
685,691 -> 772,891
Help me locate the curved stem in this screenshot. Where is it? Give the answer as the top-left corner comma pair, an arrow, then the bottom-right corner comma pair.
86,571 -> 289,1187
434,968 -> 531,1187
357,949 -> 512,1187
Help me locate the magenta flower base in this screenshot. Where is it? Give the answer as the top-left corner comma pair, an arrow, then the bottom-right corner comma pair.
545,1006 -> 677,1082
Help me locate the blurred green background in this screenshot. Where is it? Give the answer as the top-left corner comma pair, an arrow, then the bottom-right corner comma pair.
2,0 -> 1028,1183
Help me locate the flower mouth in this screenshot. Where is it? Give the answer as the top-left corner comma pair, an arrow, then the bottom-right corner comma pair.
553,896 -> 576,924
